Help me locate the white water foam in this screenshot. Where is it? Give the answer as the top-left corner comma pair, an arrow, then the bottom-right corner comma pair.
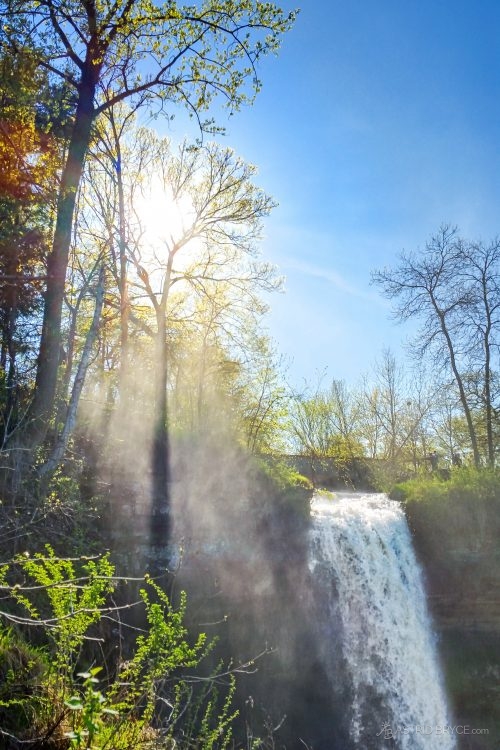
310,492 -> 455,749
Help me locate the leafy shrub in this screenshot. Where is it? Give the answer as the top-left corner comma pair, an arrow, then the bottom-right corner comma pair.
392,467 -> 500,578
0,626 -> 48,738
0,548 -> 238,749
254,456 -> 313,493
252,457 -> 313,522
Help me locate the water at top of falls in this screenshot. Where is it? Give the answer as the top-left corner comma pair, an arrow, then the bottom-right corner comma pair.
310,492 -> 455,750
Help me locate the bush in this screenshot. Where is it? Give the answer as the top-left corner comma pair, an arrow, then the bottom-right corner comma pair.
392,466 -> 500,506
254,456 -> 313,492
0,626 -> 48,739
0,547 -> 238,749
252,457 -> 313,521
391,467 -> 500,592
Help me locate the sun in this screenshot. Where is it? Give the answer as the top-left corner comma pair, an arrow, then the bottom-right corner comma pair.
132,176 -> 200,269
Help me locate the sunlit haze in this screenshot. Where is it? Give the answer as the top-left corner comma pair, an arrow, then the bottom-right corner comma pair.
133,178 -> 199,269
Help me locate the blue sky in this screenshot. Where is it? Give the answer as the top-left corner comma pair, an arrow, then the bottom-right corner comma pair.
178,1 -> 500,387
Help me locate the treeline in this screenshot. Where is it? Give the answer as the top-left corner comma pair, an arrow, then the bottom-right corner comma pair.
2,3 -> 499,519
289,225 -> 500,486
0,1 -> 297,514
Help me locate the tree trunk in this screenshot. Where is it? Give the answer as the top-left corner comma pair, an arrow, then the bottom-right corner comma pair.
481,278 -> 495,467
116,152 -> 130,380
435,306 -> 481,467
39,265 -> 105,483
147,246 -> 178,571
20,70 -> 98,450
484,359 -> 494,467
149,308 -> 171,573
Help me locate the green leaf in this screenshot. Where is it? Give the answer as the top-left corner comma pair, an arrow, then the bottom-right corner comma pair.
65,696 -> 84,710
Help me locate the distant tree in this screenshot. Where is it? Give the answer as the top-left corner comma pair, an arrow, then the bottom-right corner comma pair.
288,385 -> 332,463
367,350 -> 400,461
288,376 -> 364,484
1,0 -> 296,451
428,385 -> 472,463
238,340 -> 288,455
360,350 -> 434,482
454,237 -> 500,466
372,226 -> 483,467
165,297 -> 286,451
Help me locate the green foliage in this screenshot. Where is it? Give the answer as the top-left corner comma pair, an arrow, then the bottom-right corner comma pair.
106,582 -> 209,734
255,456 -> 312,493
169,672 -> 238,750
392,467 -> 500,563
286,377 -> 380,490
0,625 -> 48,736
0,550 -> 238,749
395,468 -> 500,749
369,459 -> 414,494
64,668 -> 119,748
392,466 -> 500,506
253,456 -> 313,520
5,546 -> 114,683
2,1 -> 297,127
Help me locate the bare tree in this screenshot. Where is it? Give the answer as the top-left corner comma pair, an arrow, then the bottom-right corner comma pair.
131,140 -> 277,548
360,350 -> 433,475
372,226 -> 482,467
455,237 -> 500,466
288,375 -> 363,484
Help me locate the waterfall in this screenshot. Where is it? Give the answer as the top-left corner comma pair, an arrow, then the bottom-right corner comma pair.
310,492 -> 455,750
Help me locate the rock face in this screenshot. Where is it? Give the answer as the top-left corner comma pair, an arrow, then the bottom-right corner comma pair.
405,498 -> 500,750
169,446 -> 348,749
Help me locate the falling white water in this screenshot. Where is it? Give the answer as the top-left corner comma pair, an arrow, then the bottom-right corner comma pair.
310,492 -> 455,750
